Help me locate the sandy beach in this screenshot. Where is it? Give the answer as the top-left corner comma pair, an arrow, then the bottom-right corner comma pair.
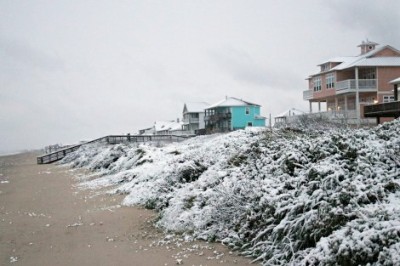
0,152 -> 252,266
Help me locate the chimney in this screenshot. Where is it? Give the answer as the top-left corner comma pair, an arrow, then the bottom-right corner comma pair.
358,39 -> 378,55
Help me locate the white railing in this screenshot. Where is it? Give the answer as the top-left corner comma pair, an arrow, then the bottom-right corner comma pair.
183,118 -> 200,124
336,79 -> 377,93
279,111 -> 376,126
303,90 -> 314,100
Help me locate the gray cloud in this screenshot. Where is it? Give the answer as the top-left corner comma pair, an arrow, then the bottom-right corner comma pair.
208,46 -> 303,90
0,0 -> 399,152
0,37 -> 65,71
326,0 -> 400,47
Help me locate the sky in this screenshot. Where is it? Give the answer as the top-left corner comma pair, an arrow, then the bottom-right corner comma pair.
1,0 -> 400,152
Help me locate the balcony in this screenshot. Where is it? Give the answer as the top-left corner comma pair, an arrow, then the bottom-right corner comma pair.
303,90 -> 313,100
336,79 -> 377,94
183,117 -> 200,124
204,112 -> 231,122
364,101 -> 400,118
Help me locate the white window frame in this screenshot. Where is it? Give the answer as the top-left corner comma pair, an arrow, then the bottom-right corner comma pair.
383,95 -> 395,103
313,77 -> 321,92
326,73 -> 335,89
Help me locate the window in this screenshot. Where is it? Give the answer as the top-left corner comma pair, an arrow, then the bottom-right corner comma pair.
383,95 -> 395,103
359,68 -> 376,79
321,63 -> 330,72
245,107 -> 250,115
313,77 -> 321,91
247,122 -> 253,127
326,73 -> 335,89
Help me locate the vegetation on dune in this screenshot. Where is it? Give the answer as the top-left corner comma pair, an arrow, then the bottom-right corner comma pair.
61,119 -> 400,265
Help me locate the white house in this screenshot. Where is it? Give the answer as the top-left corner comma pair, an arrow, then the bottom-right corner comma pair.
182,102 -> 209,134
154,120 -> 184,135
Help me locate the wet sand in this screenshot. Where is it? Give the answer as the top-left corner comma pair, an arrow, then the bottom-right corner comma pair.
0,152 -> 252,266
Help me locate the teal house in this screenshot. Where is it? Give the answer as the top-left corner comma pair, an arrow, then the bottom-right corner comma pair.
204,97 -> 266,133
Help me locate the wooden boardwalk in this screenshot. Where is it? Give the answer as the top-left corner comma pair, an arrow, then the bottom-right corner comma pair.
37,134 -> 193,164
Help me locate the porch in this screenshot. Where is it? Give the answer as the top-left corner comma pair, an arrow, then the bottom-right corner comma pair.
364,101 -> 400,123
303,79 -> 378,101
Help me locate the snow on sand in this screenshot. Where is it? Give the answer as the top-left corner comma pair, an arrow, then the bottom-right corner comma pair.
61,119 -> 400,265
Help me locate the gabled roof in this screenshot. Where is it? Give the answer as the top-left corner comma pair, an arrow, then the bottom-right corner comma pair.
311,44 -> 400,77
154,120 -> 183,132
183,102 -> 209,113
318,56 -> 356,66
206,97 -> 260,109
275,108 -> 305,118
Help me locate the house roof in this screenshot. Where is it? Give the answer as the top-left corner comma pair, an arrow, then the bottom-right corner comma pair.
310,44 -> 400,77
183,102 -> 210,113
254,115 -> 267,120
154,120 -> 183,132
318,56 -> 356,66
332,56 -> 400,70
206,97 -> 260,109
390,77 -> 400,84
275,108 -> 306,118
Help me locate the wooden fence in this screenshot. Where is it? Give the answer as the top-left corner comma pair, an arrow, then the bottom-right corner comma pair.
37,134 -> 193,164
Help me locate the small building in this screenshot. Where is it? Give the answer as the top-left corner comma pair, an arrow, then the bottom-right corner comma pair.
138,127 -> 154,135
182,102 -> 209,134
154,120 -> 184,135
274,108 -> 306,124
139,120 -> 185,135
205,97 -> 266,133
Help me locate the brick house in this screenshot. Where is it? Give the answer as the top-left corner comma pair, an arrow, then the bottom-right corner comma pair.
303,40 -> 400,125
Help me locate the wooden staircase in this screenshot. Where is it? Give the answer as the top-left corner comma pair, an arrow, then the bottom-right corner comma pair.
37,134 -> 193,164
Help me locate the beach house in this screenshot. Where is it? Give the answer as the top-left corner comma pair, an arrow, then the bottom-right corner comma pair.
204,97 -> 266,133
182,102 -> 209,134
303,40 -> 400,125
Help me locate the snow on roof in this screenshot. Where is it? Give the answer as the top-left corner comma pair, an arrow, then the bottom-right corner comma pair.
206,97 -> 260,109
275,108 -> 306,118
184,102 -> 210,113
154,120 -> 183,132
350,57 -> 400,67
318,56 -> 356,66
311,45 -> 400,76
254,115 -> 266,120
390,77 -> 400,84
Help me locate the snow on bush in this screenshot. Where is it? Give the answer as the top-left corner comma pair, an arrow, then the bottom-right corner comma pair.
61,120 -> 400,265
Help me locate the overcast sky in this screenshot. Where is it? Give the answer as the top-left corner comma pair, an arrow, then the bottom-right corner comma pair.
1,0 -> 399,152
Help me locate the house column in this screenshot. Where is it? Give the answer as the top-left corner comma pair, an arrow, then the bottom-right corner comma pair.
355,67 -> 360,126
344,95 -> 348,112
309,101 -> 313,113
395,84 -> 399,101
335,97 -> 338,111
318,102 -> 321,112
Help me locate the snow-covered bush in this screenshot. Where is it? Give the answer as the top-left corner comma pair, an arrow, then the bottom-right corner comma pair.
61,119 -> 400,265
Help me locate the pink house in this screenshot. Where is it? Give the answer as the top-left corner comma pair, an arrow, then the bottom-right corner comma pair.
303,40 -> 400,125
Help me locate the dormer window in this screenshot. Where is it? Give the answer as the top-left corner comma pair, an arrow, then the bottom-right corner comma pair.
321,63 -> 330,72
